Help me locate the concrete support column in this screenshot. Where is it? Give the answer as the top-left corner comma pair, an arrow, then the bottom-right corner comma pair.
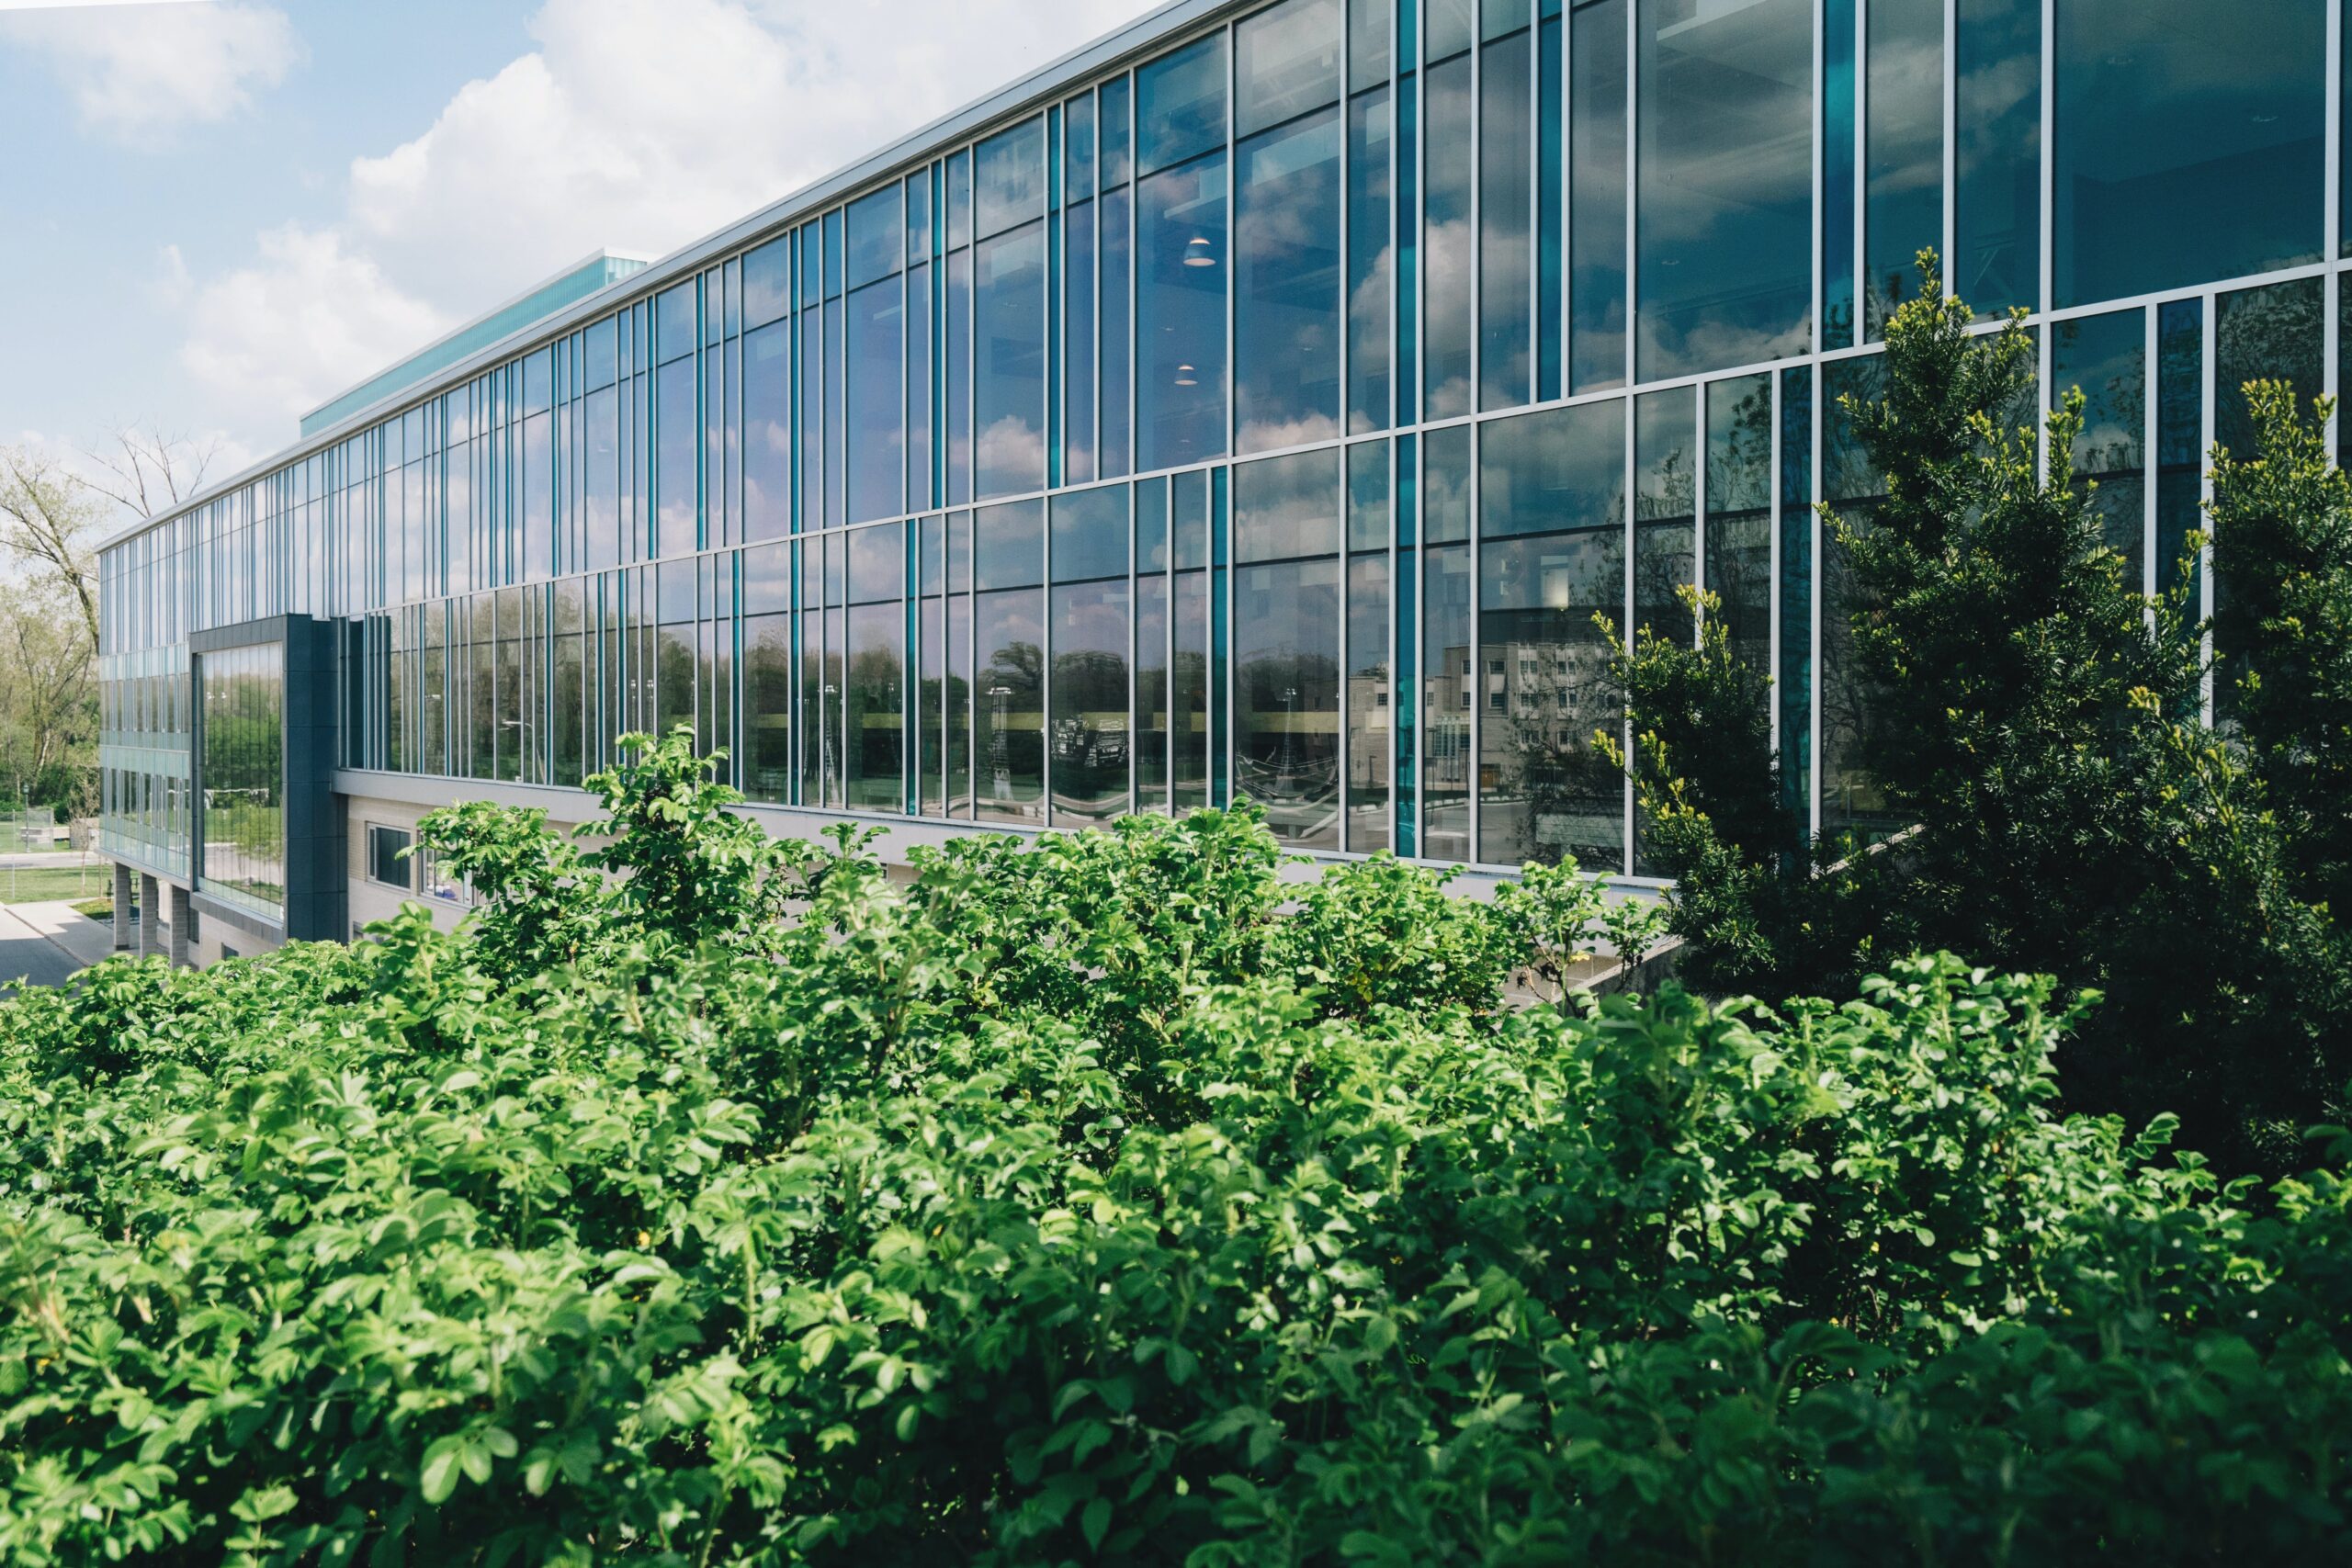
111,862 -> 132,951
137,874 -> 159,960
167,884 -> 190,967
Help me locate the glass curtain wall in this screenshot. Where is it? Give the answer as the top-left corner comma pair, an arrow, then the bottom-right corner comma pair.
99,0 -> 2352,889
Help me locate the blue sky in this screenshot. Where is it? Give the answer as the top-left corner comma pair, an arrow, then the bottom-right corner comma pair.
1,0 -> 1156,492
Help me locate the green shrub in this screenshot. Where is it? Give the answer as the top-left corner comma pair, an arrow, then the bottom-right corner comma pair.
1,732 -> 2346,1563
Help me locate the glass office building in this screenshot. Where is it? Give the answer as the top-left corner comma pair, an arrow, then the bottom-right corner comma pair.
97,0 -> 2352,960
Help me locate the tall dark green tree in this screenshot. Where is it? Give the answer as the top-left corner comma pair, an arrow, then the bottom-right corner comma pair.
1612,260 -> 2350,1171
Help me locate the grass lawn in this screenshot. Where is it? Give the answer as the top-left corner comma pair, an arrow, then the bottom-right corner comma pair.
69,897 -> 117,921
0,863 -> 111,905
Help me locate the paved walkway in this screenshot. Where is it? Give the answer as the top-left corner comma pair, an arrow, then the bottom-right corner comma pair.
0,900 -> 126,990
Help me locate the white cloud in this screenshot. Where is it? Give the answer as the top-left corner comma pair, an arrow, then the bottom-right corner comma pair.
4,1 -> 300,142
172,0 -> 1158,446
347,0 -> 1157,308
178,224 -> 449,434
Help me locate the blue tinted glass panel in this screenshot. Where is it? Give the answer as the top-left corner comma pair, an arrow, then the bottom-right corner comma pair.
1347,86 -> 1392,432
1954,0 -> 2040,316
1051,575 -> 1130,824
2155,299 -> 2201,596
1823,0 -> 1857,347
1537,12 -> 1563,398
1237,0 -> 1342,138
584,317 -> 617,390
1138,153 -> 1229,470
846,186 -> 903,289
908,262 -> 933,508
1236,107 -> 1343,453
1570,0 -> 1627,391
1138,34 -> 1228,175
1350,0 -> 1391,79
2217,276 -> 2324,459
1051,483 -> 1129,582
975,496 -> 1045,590
2052,308 -> 2146,572
976,117 -> 1046,240
1422,51 -> 1473,417
976,584 -> 1044,822
1636,0 -> 1811,379
906,171 -> 933,258
1235,554 -> 1340,848
655,356 -> 697,558
1705,372 -> 1773,676
1235,446 -> 1342,562
1480,396 -> 1622,538
1865,0 -> 1944,337
1067,93 -> 1098,194
1066,200 -> 1098,484
657,284 -> 696,363
974,223 -> 1046,498
1480,24 -> 1532,411
846,278 -> 904,524
2054,0 -> 2325,307
1101,188 -> 1133,476
1778,363 -> 1812,829
1101,73 -> 1134,186
743,322 -> 789,543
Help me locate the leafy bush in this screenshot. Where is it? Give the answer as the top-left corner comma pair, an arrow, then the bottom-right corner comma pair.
2,732 -> 2348,1563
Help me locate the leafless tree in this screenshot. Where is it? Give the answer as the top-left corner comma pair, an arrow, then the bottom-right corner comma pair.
76,423 -> 222,521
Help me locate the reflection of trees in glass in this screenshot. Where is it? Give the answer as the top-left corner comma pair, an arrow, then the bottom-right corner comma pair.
1483,522 -> 1624,871
199,643 -> 285,915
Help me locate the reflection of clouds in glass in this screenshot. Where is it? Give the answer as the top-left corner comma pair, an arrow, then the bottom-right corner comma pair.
1636,312 -> 1809,385
1422,214 -> 1475,416
975,415 -> 1043,493
1237,411 -> 1344,455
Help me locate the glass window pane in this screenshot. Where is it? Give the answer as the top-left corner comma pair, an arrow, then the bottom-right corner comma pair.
1237,555 -> 1340,848
655,356 -> 698,558
844,600 -> 903,812
1051,482 -> 1130,582
2155,299 -> 2203,599
1421,543 -> 1471,860
976,496 -> 1045,590
1349,0 -> 1391,81
1347,85 -> 1392,433
1864,0 -> 1944,336
1422,51 -> 1474,417
1705,372 -> 1773,676
2054,0 -> 2325,308
1066,200 -> 1097,483
977,585 -> 1045,821
1138,153 -> 1229,470
1102,73 -> 1134,187
1236,447 -> 1342,563
2216,276 -> 2324,460
1954,0 -> 2041,317
1067,92 -> 1098,194
975,223 -> 1047,498
1051,577 -> 1131,825
1570,0 -> 1628,392
1480,396 -> 1623,539
1138,34 -> 1228,175
2052,309 -> 2147,574
1236,107 -> 1344,452
1479,22 -> 1532,411
976,117 -> 1047,240
1346,549 -> 1390,852
847,278 -> 905,523
741,323 -> 788,545
1635,0 -> 1812,379
656,284 -> 696,363
846,185 -> 904,289
1237,0 -> 1343,138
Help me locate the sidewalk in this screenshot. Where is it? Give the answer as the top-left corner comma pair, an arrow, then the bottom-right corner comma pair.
0,900 -> 123,989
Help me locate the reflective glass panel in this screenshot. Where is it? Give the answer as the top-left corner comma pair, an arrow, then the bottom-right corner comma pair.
2053,0 -> 2325,307
1236,107 -> 1343,451
1138,34 -> 1228,175
1635,0 -> 1811,379
1138,153 -> 1229,470
1864,0 -> 1944,336
1570,0 -> 1628,390
1954,0 -> 2040,316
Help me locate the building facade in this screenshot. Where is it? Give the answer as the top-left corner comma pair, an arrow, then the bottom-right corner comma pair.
97,0 -> 2348,964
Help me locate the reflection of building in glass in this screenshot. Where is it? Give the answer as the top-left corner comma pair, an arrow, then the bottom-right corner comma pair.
96,0 -> 2346,963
